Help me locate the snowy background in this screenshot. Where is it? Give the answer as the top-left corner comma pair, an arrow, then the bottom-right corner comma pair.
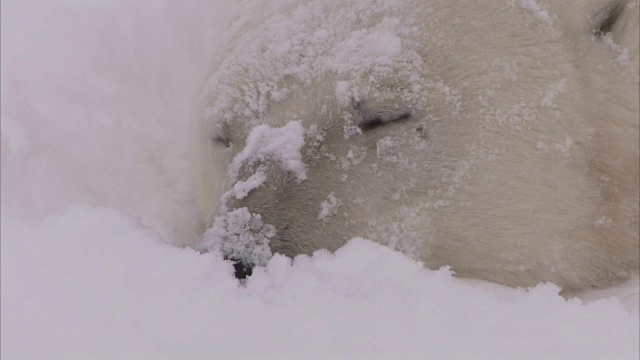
1,0 -> 638,359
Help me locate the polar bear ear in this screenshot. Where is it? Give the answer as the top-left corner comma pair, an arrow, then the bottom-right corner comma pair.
352,99 -> 413,130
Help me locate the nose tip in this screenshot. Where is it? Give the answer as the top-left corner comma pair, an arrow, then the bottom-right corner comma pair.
227,257 -> 254,279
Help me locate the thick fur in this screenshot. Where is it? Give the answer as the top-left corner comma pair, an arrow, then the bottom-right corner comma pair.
192,0 -> 639,291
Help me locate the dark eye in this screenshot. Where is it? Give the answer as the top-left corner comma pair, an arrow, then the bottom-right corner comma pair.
354,100 -> 413,130
592,2 -> 624,38
212,135 -> 231,148
212,122 -> 232,148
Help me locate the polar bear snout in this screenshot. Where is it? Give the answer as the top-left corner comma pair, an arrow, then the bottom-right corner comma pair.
225,162 -> 348,258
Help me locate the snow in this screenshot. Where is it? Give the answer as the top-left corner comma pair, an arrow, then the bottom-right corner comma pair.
229,121 -> 307,182
518,0 -> 553,24
601,32 -> 631,65
201,0 -> 429,125
199,207 -> 275,267
3,209 -> 639,359
2,0 -> 638,359
318,192 -> 342,220
230,169 -> 268,200
540,78 -> 567,108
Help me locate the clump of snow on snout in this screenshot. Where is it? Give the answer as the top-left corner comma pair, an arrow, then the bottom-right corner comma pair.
199,207 -> 274,267
318,192 -> 342,220
518,0 -> 553,24
229,121 -> 307,182
228,168 -> 268,200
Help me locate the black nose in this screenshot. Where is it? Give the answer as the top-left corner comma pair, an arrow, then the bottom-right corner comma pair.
226,257 -> 254,279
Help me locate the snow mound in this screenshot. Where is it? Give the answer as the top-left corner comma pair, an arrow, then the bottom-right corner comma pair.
2,207 -> 639,359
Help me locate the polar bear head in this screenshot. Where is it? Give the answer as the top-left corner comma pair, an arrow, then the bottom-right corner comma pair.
192,0 -> 639,290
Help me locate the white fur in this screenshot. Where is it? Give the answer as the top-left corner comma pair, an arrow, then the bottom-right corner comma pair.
192,0 -> 639,291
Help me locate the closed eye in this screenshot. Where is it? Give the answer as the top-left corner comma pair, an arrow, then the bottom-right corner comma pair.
212,122 -> 232,148
360,109 -> 412,130
592,1 -> 625,38
212,135 -> 231,148
354,100 -> 414,130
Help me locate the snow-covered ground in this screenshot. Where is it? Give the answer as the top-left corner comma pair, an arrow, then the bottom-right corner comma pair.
1,1 -> 638,359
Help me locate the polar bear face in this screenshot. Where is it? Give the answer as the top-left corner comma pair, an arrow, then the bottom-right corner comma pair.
192,0 -> 639,290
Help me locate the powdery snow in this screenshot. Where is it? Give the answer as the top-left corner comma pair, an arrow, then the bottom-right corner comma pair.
318,192 -> 342,220
229,121 -> 307,182
518,0 -> 554,24
2,0 -> 638,359
3,208 -> 639,359
230,169 -> 268,200
199,207 -> 275,267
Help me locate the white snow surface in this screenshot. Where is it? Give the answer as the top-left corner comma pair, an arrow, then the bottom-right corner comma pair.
2,0 -> 639,359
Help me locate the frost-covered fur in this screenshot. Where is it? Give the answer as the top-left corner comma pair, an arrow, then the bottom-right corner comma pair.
192,0 -> 639,291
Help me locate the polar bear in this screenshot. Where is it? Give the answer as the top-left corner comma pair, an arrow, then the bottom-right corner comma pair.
191,0 -> 639,290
